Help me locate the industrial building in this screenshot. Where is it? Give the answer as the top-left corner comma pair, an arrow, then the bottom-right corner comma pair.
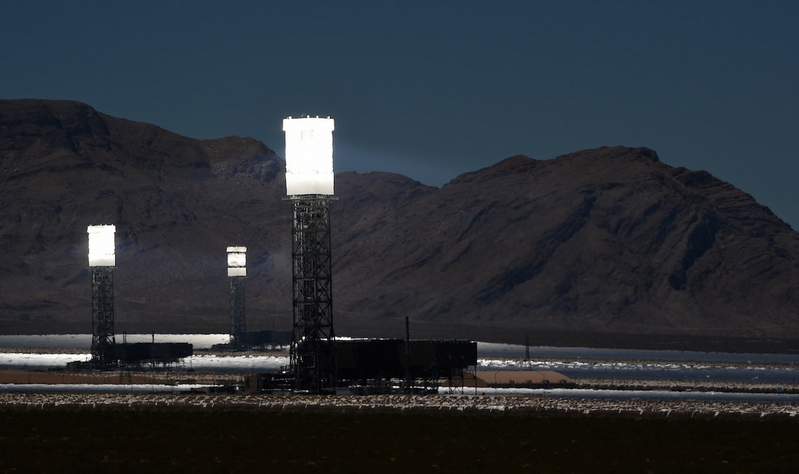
284,116 -> 338,393
227,246 -> 247,350
337,339 -> 477,384
114,342 -> 193,366
72,116 -> 484,396
87,224 -> 116,370
246,338 -> 477,394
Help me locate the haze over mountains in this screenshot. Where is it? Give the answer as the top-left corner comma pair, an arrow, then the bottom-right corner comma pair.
1,99 -> 798,348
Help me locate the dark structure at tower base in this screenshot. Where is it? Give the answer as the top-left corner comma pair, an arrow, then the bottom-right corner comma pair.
249,339 -> 477,394
337,339 -> 477,390
115,342 -> 193,366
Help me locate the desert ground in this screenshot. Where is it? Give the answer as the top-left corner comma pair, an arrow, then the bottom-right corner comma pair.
1,403 -> 798,473
2,349 -> 799,472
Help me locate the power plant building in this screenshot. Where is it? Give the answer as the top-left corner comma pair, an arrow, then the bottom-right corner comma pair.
284,116 -> 337,393
227,246 -> 247,350
88,224 -> 116,369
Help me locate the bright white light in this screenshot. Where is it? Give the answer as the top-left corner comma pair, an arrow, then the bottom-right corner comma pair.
87,225 -> 115,267
228,267 -> 246,277
227,246 -> 246,277
283,116 -> 334,195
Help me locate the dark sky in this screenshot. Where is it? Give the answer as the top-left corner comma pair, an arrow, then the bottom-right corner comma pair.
2,1 -> 798,228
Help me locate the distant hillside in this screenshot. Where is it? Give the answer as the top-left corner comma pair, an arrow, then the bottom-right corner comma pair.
2,99 -> 798,349
0,99 -> 288,334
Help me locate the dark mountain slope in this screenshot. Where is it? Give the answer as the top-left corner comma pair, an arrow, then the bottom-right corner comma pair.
1,99 -> 798,348
0,99 -> 290,333
331,147 -> 799,342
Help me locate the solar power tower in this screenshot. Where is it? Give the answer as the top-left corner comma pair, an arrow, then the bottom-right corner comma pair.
227,246 -> 247,350
283,116 -> 337,393
87,225 -> 116,369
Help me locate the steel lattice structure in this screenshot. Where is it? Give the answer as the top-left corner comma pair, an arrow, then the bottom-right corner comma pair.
229,276 -> 247,350
91,266 -> 115,369
290,196 -> 336,393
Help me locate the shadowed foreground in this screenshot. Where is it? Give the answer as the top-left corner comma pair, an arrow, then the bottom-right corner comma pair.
1,410 -> 797,473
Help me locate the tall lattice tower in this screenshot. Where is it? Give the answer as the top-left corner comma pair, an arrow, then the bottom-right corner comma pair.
88,225 -> 116,369
284,116 -> 337,393
227,246 -> 247,350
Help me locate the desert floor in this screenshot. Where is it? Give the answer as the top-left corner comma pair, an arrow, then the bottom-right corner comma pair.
1,407 -> 798,473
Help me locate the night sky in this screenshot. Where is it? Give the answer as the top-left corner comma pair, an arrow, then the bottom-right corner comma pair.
2,1 -> 797,228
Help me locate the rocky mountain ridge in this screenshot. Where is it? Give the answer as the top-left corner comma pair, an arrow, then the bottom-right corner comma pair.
1,99 -> 798,348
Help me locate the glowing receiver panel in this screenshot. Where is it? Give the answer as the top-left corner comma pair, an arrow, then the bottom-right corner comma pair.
283,116 -> 334,196
88,225 -> 116,267
227,246 -> 246,277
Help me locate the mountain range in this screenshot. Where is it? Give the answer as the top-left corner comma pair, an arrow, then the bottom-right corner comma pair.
2,99 -> 798,351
